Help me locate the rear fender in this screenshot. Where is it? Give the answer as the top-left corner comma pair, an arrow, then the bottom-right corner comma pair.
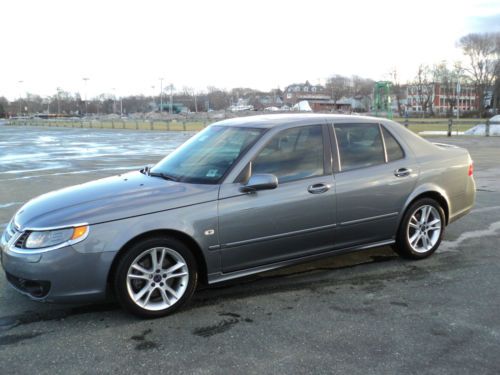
400,184 -> 451,225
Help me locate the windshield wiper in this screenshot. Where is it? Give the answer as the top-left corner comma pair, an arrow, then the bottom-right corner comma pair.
140,165 -> 151,175
149,171 -> 179,182
140,166 -> 178,181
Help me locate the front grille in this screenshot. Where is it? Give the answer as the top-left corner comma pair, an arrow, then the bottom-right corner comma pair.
5,272 -> 51,298
4,222 -> 16,243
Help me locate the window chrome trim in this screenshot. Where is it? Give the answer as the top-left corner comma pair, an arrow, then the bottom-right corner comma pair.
378,123 -> 389,163
331,124 -> 342,172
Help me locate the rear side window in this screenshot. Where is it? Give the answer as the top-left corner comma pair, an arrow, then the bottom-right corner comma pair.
252,125 -> 324,183
334,123 -> 385,171
381,127 -> 405,162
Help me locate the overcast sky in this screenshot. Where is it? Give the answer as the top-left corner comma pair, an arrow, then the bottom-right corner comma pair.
1,0 -> 499,100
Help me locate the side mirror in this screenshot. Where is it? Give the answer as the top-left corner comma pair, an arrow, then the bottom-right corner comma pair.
240,174 -> 278,193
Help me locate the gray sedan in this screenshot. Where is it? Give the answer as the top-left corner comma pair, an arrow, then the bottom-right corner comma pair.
0,114 -> 476,317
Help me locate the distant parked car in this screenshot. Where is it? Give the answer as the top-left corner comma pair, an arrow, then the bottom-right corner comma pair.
1,114 -> 475,317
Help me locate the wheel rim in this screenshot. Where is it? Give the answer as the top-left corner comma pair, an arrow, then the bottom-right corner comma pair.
407,205 -> 442,253
126,247 -> 189,311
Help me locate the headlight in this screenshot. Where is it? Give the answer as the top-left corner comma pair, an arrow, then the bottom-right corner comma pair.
25,225 -> 89,249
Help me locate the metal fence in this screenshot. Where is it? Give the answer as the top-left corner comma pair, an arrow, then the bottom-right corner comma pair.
4,118 -> 212,132
4,117 -> 499,136
398,118 -> 499,137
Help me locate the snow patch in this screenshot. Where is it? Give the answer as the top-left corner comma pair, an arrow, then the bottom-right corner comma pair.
464,124 -> 500,136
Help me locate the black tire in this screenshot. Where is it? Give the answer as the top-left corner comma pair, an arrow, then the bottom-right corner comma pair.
114,236 -> 198,318
394,198 -> 446,260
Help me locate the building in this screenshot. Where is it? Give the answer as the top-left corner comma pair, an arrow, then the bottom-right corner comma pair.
405,83 -> 478,114
283,81 -> 330,106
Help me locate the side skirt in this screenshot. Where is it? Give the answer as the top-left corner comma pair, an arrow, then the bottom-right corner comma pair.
207,239 -> 395,284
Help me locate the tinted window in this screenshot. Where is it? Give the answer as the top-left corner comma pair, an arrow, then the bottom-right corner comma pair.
382,127 -> 405,161
151,126 -> 263,184
335,123 -> 385,171
252,125 -> 324,183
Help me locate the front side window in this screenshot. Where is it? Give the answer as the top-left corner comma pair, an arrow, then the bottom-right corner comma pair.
252,125 -> 325,183
151,126 -> 263,184
335,123 -> 385,171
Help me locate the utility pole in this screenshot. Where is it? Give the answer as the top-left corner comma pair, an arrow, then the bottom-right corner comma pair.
83,77 -> 90,116
18,80 -> 23,115
159,78 -> 164,112
168,84 -> 174,114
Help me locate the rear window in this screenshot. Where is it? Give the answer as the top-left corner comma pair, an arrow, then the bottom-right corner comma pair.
335,123 -> 385,171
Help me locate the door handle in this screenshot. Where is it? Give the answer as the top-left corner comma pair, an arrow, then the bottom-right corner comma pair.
394,168 -> 412,177
308,183 -> 330,194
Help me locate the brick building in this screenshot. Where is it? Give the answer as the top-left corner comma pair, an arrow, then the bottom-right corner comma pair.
405,83 -> 478,114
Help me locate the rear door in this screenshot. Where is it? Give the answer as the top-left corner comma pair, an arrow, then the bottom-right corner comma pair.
218,124 -> 336,273
331,122 -> 418,248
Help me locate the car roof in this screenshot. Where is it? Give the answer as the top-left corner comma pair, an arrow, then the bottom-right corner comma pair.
211,114 -> 386,128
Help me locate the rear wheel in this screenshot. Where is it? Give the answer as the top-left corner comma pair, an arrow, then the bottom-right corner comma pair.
114,236 -> 198,318
394,198 -> 445,259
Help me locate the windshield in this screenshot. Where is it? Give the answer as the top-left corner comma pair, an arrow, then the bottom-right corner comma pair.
151,126 -> 264,184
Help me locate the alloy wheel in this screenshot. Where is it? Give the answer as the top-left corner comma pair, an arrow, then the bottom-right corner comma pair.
126,247 -> 189,311
407,205 -> 442,253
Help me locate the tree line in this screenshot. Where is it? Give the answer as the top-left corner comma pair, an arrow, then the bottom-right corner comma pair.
1,32 -> 498,118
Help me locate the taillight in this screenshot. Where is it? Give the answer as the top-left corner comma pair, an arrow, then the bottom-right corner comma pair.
468,161 -> 474,176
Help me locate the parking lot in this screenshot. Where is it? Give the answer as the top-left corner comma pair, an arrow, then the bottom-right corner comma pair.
1,126 -> 500,374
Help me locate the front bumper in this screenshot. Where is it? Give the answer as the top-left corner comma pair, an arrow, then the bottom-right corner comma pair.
1,233 -> 117,303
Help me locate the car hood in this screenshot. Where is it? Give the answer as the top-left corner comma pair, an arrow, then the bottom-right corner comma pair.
13,171 -> 219,229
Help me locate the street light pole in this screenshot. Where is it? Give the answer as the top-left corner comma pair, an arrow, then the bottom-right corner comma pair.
83,77 -> 89,116
159,78 -> 164,113
169,84 -> 174,115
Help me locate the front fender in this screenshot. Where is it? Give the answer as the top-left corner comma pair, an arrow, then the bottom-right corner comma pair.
72,200 -> 220,273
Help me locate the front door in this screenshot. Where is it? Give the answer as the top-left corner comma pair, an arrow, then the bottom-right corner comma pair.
218,124 -> 336,273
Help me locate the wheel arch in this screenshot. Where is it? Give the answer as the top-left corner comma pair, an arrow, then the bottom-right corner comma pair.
402,188 -> 450,225
106,229 -> 208,290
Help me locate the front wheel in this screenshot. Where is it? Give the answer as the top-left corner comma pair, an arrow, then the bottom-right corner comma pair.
394,198 -> 445,259
114,237 -> 198,318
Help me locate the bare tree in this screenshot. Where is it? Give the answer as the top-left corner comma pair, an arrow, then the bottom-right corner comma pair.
206,87 -> 230,110
0,96 -> 7,117
413,64 -> 434,117
458,32 -> 500,117
388,68 -> 404,116
432,61 -> 467,116
325,74 -> 351,103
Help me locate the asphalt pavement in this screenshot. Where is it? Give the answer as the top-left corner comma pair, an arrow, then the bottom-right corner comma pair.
0,126 -> 499,375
